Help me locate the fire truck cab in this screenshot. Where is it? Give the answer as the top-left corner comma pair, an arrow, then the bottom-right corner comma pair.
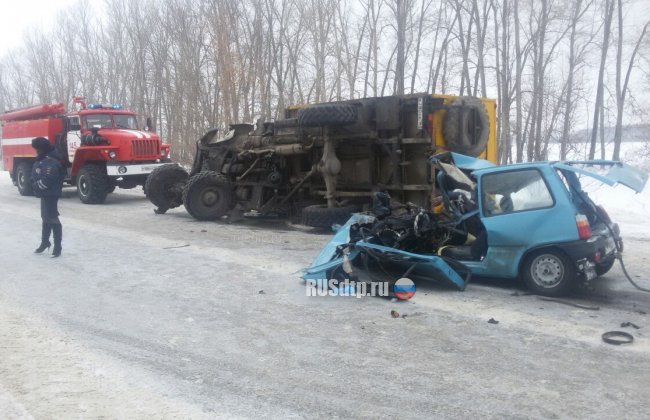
0,97 -> 171,204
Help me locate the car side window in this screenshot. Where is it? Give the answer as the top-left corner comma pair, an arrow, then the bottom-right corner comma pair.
481,169 -> 554,216
68,116 -> 81,131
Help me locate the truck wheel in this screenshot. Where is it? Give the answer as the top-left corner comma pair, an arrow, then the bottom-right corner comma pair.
77,164 -> 109,204
298,104 -> 357,127
301,204 -> 358,228
522,250 -> 575,296
443,97 -> 489,157
182,171 -> 234,220
15,162 -> 34,196
145,164 -> 189,210
595,258 -> 616,276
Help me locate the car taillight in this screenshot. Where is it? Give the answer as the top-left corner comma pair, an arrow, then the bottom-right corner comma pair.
596,205 -> 611,223
576,214 -> 591,239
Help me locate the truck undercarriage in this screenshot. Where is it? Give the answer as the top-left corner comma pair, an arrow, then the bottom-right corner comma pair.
146,93 -> 495,227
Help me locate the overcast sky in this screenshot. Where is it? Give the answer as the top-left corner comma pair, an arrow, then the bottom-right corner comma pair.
1,0 -> 648,124
0,0 -> 79,57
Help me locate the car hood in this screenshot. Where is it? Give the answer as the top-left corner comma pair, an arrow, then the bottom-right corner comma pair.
553,161 -> 648,193
99,129 -> 160,141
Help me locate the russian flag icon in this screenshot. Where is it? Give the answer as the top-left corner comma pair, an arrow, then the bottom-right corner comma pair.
393,278 -> 416,300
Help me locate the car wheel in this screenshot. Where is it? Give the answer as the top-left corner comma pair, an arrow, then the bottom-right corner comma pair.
595,258 -> 616,276
15,162 -> 34,196
522,250 -> 575,296
77,164 -> 109,204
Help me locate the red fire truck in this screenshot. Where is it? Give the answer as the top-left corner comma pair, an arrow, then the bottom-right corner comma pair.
0,97 -> 171,203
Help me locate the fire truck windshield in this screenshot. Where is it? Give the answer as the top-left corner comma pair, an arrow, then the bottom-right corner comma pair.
114,114 -> 138,129
83,114 -> 138,130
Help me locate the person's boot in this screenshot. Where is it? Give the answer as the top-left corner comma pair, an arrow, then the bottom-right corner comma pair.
34,222 -> 52,253
51,224 -> 62,258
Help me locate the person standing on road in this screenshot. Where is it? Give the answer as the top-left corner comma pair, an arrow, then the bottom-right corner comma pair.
31,137 -> 66,258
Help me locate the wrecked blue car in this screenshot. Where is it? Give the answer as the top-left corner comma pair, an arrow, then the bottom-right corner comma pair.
304,152 -> 648,296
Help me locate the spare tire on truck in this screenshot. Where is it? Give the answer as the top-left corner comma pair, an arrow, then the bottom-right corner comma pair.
298,104 -> 358,127
145,164 -> 189,212
443,97 -> 489,157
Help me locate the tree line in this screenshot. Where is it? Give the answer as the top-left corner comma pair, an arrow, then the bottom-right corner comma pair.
0,0 -> 648,164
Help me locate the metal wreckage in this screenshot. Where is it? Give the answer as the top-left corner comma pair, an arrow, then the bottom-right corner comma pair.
304,152 -> 648,297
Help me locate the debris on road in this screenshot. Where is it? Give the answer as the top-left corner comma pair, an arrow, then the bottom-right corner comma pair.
162,244 -> 190,250
537,297 -> 600,311
302,196 -> 472,296
620,322 -> 641,329
391,310 -> 400,318
487,318 -> 499,324
602,331 -> 634,345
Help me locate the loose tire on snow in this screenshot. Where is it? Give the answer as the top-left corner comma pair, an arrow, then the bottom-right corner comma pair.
298,104 -> 358,127
443,97 -> 489,157
145,164 -> 189,211
15,162 -> 34,196
522,249 -> 576,297
77,164 -> 109,204
182,171 -> 234,221
301,204 -> 358,228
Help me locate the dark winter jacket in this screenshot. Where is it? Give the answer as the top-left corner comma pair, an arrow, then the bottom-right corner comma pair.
31,150 -> 66,198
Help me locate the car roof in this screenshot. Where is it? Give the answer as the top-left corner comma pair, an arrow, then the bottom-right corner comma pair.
472,161 -> 555,175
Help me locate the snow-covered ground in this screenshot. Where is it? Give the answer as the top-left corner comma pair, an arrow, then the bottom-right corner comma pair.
0,151 -> 649,417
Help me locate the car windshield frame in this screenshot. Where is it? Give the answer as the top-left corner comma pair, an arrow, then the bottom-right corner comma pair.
83,113 -> 138,130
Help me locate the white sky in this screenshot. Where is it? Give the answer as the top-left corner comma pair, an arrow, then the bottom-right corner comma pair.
0,0 -> 79,57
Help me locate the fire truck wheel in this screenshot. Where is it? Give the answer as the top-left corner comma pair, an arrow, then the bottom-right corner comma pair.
145,164 -> 189,210
76,164 -> 109,204
298,104 -> 358,127
15,162 -> 34,196
301,204 -> 359,228
182,171 -> 234,221
443,97 -> 489,157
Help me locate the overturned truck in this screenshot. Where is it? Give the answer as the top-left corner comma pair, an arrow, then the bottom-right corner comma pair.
145,93 -> 496,227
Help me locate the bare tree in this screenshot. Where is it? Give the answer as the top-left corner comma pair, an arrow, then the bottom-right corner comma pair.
612,1 -> 649,160
560,0 -> 594,160
588,0 -> 615,160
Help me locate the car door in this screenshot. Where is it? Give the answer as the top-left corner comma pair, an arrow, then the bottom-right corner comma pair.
552,161 -> 648,193
66,116 -> 82,163
474,166 -> 578,278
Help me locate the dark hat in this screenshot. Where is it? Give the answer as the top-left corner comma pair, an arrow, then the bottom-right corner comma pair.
31,137 -> 51,150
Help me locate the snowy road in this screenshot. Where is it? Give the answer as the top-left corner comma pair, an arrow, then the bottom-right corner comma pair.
0,172 -> 649,419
